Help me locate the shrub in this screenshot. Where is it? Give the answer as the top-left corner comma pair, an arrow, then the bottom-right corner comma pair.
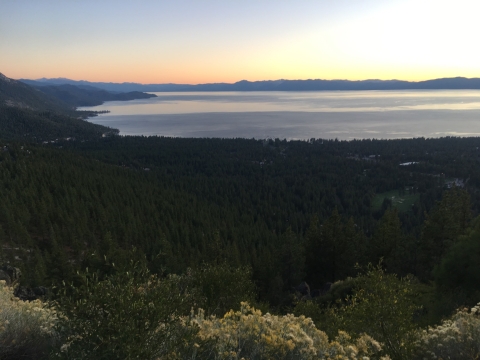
188,263 -> 257,317
0,280 -> 58,359
324,264 -> 419,360
434,224 -> 480,306
414,302 -> 480,359
190,302 -> 387,360
292,278 -> 360,334
52,262 -> 197,360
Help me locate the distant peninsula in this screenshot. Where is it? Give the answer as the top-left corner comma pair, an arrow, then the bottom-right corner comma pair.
20,76 -> 480,93
20,80 -> 156,107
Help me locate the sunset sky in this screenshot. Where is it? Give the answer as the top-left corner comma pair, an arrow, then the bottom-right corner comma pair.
1,0 -> 479,84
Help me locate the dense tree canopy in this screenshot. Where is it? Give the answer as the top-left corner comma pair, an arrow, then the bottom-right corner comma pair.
0,135 -> 479,313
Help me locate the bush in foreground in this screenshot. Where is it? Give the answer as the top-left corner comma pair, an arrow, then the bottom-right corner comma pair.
414,302 -> 480,359
0,280 -> 58,359
190,302 -> 387,360
52,262 -> 197,360
188,263 -> 257,317
322,265 -> 419,360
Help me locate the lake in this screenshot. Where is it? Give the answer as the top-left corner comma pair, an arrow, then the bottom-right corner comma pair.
80,90 -> 480,140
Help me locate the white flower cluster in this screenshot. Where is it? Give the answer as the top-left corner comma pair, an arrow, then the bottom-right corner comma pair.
415,303 -> 480,359
190,302 -> 387,360
0,280 -> 58,357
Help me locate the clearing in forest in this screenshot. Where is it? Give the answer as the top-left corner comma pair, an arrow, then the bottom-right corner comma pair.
372,189 -> 419,212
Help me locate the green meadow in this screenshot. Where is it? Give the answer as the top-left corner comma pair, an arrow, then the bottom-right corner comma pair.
373,189 -> 419,212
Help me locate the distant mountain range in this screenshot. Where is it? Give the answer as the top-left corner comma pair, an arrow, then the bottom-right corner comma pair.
20,76 -> 480,93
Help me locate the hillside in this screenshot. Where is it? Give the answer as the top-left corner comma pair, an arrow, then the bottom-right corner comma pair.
0,73 -> 72,112
1,135 -> 480,359
21,81 -> 157,107
2,135 -> 480,297
0,73 -> 116,141
3,76 -> 480,360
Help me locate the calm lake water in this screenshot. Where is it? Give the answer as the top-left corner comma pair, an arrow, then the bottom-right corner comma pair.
80,90 -> 480,140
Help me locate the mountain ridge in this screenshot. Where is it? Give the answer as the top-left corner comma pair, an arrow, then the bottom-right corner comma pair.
0,72 -> 116,141
31,83 -> 157,107
20,76 -> 480,93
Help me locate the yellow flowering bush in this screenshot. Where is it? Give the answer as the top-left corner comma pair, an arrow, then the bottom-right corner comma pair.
189,302 -> 387,360
414,302 -> 480,359
0,280 -> 58,359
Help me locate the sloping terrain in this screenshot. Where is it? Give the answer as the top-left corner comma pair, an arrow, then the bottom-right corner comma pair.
0,73 -> 71,112
24,82 -> 156,107
0,73 -> 115,141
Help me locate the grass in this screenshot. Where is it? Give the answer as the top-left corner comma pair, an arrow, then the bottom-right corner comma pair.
372,189 -> 419,212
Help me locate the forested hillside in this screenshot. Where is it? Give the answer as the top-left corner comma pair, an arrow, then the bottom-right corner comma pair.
0,136 -> 478,300
0,74 -> 479,354
21,81 -> 157,107
1,135 -> 480,358
0,73 -> 116,141
0,73 -> 71,112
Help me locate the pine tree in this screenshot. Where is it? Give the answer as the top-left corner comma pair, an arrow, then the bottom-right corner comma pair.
277,227 -> 305,292
30,247 -> 48,286
419,187 -> 471,279
369,208 -> 403,270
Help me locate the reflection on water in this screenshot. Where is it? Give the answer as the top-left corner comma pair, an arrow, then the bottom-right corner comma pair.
79,90 -> 480,140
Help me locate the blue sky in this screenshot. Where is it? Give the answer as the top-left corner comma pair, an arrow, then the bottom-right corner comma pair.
1,0 -> 479,83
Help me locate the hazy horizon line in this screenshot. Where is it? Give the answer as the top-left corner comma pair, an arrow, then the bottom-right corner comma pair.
24,75 -> 480,86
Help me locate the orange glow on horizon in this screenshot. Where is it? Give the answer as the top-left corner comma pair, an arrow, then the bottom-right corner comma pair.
4,65 -> 479,85
3,1 -> 480,86
7,75 -> 480,86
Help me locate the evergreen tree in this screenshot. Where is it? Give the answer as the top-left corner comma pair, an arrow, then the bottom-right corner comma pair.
369,208 -> 403,271
277,228 -> 305,292
30,247 -> 48,286
306,209 -> 354,286
419,187 -> 471,279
